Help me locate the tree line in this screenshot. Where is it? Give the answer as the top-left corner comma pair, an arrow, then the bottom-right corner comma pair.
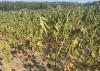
0,1 -> 99,11
0,1 -> 81,11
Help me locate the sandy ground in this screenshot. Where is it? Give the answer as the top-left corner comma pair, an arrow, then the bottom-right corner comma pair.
0,50 -> 54,71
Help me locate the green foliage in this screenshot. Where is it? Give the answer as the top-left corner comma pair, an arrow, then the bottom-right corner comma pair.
0,3 -> 100,70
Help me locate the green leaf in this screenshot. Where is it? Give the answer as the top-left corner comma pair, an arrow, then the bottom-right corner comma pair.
40,17 -> 49,34
91,51 -> 95,58
70,37 -> 79,54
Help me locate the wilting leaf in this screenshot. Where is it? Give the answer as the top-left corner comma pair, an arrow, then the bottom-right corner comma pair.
40,16 -> 49,34
69,37 -> 79,55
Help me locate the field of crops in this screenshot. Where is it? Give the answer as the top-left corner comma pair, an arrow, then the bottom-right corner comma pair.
0,4 -> 100,71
